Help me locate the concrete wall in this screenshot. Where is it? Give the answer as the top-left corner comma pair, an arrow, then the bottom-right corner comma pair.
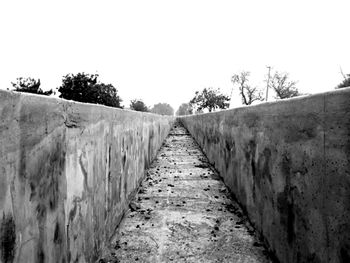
0,90 -> 174,263
180,89 -> 350,263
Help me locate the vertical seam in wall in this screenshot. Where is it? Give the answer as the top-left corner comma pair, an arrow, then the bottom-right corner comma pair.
62,100 -> 70,261
322,93 -> 330,260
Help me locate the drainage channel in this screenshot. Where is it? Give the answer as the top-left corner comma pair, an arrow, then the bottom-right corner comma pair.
101,123 -> 273,263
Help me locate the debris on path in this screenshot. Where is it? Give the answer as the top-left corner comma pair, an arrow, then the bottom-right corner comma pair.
101,122 -> 273,263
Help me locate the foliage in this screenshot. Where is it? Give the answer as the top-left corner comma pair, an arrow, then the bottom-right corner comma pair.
94,83 -> 122,108
176,103 -> 193,116
231,71 -> 263,105
10,77 -> 53,95
130,99 -> 149,112
190,88 -> 229,112
336,74 -> 350,89
268,71 -> 299,99
151,103 -> 174,116
58,72 -> 122,108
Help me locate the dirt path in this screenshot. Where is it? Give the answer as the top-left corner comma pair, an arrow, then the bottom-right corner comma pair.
103,123 -> 272,263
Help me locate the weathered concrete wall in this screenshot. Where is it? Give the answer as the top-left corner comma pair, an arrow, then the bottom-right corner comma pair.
180,89 -> 350,263
0,90 -> 174,263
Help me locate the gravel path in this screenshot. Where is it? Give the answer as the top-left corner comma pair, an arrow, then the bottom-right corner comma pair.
102,122 -> 272,263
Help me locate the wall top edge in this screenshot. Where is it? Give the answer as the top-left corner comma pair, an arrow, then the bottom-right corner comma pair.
178,87 -> 350,117
0,89 -> 175,119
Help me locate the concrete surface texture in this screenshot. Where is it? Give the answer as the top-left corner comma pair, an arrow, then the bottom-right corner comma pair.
180,89 -> 350,263
0,90 -> 174,263
101,122 -> 272,263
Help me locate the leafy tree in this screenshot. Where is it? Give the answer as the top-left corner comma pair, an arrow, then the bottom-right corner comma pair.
58,72 -> 122,108
336,74 -> 350,89
130,99 -> 149,112
176,103 -> 193,116
94,83 -> 122,108
10,77 -> 53,95
190,88 -> 229,112
268,71 -> 299,99
231,71 -> 263,105
151,103 -> 174,116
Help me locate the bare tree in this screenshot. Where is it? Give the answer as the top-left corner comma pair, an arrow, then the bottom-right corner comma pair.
231,71 -> 263,105
268,71 -> 299,99
335,69 -> 350,89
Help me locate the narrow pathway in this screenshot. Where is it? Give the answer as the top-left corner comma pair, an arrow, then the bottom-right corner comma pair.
104,123 -> 272,263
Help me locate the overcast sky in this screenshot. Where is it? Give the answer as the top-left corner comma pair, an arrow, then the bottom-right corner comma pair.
0,0 -> 349,111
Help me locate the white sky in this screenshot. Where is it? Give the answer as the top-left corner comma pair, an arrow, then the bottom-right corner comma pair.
0,0 -> 349,111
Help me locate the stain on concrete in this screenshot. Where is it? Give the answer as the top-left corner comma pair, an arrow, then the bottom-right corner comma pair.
259,148 -> 271,178
0,213 -> 16,263
225,139 -> 235,153
244,112 -> 260,128
224,138 -> 237,171
36,202 -> 47,263
28,137 -> 66,212
340,245 -> 350,263
284,115 -> 319,143
68,198 -> 78,223
122,153 -> 126,168
37,248 -> 45,263
0,172 -> 7,208
18,149 -> 27,180
281,152 -> 291,177
277,186 -> 295,244
79,152 -> 89,193
53,222 -> 62,244
305,252 -> 322,263
245,140 -> 257,161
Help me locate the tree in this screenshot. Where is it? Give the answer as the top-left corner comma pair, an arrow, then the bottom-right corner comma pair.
336,74 -> 350,89
94,83 -> 123,108
10,77 -> 53,95
190,88 -> 229,112
58,72 -> 122,108
176,103 -> 193,116
268,71 -> 299,99
130,99 -> 149,112
231,71 -> 263,105
195,108 -> 203,114
151,103 -> 174,116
